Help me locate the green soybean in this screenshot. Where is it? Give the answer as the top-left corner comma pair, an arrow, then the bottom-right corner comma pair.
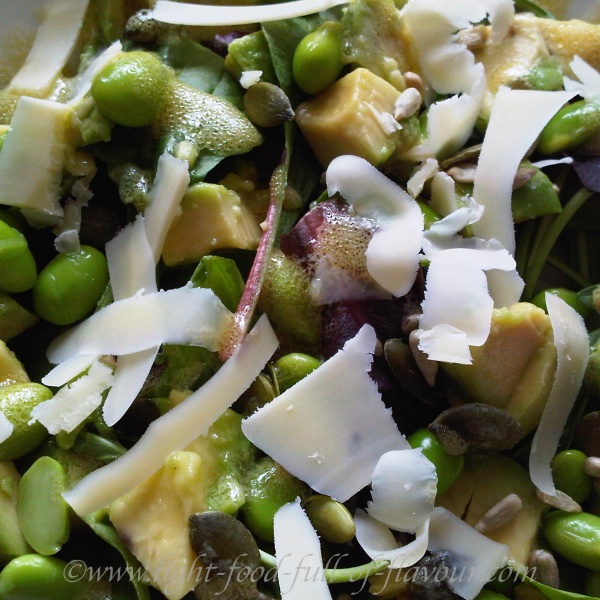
537,99 -> 600,155
293,22 -> 344,95
551,449 -> 593,504
240,457 -> 307,542
17,456 -> 70,556
543,511 -> 600,571
531,288 -> 592,320
0,383 -> 53,461
33,245 -> 109,325
91,51 -> 171,127
0,220 -> 37,293
273,353 -> 322,393
408,428 -> 464,495
0,292 -> 38,342
0,554 -> 86,600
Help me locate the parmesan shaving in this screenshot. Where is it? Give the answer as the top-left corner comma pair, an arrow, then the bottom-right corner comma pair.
242,325 -> 409,502
239,70 -> 262,89
7,0 -> 89,98
47,286 -> 231,365
0,97 -> 70,226
326,155 -> 424,298
407,158 -> 439,199
564,56 -> 600,101
63,315 -> 278,516
529,293 -> 590,496
427,507 -> 509,600
472,87 -> 576,257
355,511 -> 430,569
152,0 -> 350,26
42,354 -> 98,388
0,411 -> 13,444
367,449 -> 437,534
274,501 -> 333,600
144,153 -> 191,263
31,360 -> 114,435
103,215 -> 159,426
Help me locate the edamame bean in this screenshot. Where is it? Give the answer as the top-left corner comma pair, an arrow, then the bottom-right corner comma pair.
0,554 -> 86,600
0,220 -> 37,293
32,245 -> 109,325
240,457 -> 307,542
543,511 -> 600,571
273,353 -> 322,393
293,22 -> 344,95
531,288 -> 592,320
551,449 -> 593,505
0,383 -> 53,461
91,51 -> 171,127
537,99 -> 600,155
17,456 -> 70,556
475,590 -> 510,600
407,428 -> 464,495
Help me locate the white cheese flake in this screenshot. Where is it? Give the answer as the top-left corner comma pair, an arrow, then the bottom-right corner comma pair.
367,449 -> 437,534
274,501 -> 333,600
427,507 -> 509,600
152,0 -> 350,26
0,97 -> 70,226
42,354 -> 98,388
47,286 -> 231,365
144,152 -> 191,263
7,0 -> 90,98
407,158 -> 439,199
564,56 -> 600,101
63,315 -> 279,516
529,293 -> 590,496
0,411 -> 14,444
355,510 -> 430,569
242,325 -> 409,502
326,155 -> 424,298
472,87 -> 576,258
239,70 -> 262,89
31,360 -> 114,435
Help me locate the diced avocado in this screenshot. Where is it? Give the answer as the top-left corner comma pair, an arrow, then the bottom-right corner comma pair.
109,410 -> 256,600
0,294 -> 38,342
341,0 -> 415,89
474,14 -> 550,123
442,303 -> 556,435
0,341 -> 29,388
512,161 -> 561,223
0,461 -> 31,562
162,182 -> 262,266
295,67 -> 402,167
437,454 -> 546,566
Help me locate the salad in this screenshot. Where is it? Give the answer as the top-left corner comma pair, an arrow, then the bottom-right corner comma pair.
0,0 -> 599,598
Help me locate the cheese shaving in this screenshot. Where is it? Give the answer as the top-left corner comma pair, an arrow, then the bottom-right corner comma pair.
529,293 -> 590,496
472,87 -> 576,258
326,155 -> 424,297
144,153 -> 191,263
407,158 -> 439,199
427,507 -> 509,600
355,511 -> 430,569
242,325 -> 409,502
0,411 -> 13,444
42,354 -> 98,388
103,215 -> 159,426
63,315 -> 278,516
564,56 -> 600,101
7,0 -> 89,98
31,360 -> 114,435
0,97 -> 70,226
152,0 -> 350,26
367,449 -> 437,534
47,286 -> 231,365
239,70 -> 262,89
274,501 -> 333,600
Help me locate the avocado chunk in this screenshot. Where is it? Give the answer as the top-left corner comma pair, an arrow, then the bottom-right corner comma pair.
442,302 -> 556,435
0,294 -> 38,343
295,67 -> 402,167
0,461 -> 31,562
162,182 -> 262,266
109,409 -> 256,600
437,454 -> 546,566
0,341 -> 29,388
